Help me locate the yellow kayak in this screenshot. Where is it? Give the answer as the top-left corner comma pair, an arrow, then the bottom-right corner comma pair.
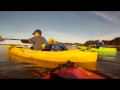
7,53 -> 97,70
6,45 -> 98,63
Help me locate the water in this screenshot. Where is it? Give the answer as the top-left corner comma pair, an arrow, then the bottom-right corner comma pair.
0,45 -> 120,79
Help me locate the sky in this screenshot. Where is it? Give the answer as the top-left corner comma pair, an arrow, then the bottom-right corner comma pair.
0,11 -> 120,44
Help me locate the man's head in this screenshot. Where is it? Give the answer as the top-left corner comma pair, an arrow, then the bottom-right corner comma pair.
32,29 -> 42,36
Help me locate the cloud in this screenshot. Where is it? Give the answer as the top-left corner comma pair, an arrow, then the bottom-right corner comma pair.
69,12 -> 98,24
92,11 -> 120,23
44,31 -> 71,37
69,12 -> 113,31
43,31 -> 86,43
51,35 -> 86,43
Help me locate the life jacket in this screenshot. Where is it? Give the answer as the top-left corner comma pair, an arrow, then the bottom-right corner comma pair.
47,38 -> 57,45
96,41 -> 104,48
41,38 -> 67,51
99,41 -> 104,47
51,42 -> 67,51
41,38 -> 57,49
101,42 -> 104,46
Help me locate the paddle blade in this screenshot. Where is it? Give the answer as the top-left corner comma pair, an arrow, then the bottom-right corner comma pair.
0,36 -> 5,42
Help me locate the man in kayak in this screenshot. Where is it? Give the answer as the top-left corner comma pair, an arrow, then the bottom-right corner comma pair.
96,40 -> 104,48
21,29 -> 46,50
86,40 -> 104,50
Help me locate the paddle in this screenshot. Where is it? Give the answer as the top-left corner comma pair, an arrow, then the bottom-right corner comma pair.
0,36 -> 20,42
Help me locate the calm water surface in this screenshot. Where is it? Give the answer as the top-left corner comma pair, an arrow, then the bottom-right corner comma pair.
0,45 -> 120,79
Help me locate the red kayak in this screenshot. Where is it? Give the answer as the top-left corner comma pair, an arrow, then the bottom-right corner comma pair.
42,60 -> 105,79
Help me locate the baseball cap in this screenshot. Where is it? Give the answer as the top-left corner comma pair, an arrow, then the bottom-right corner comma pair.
32,29 -> 42,35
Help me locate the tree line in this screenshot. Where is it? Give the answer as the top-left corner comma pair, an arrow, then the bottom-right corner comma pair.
85,37 -> 120,46
64,37 -> 120,46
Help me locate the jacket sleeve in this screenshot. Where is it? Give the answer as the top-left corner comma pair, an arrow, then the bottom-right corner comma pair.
21,39 -> 29,43
28,37 -> 35,44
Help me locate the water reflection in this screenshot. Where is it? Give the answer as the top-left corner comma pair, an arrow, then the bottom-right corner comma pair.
96,52 -> 120,79
98,53 -> 120,64
98,54 -> 117,61
1,45 -> 120,79
7,53 -> 97,70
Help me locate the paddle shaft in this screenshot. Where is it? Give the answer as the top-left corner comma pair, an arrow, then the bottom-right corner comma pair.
0,36 -> 20,42
5,38 -> 20,40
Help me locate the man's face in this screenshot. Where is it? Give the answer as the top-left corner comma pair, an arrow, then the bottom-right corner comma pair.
34,32 -> 40,37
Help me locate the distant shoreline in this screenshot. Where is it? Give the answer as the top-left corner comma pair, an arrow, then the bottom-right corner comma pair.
105,45 -> 120,47
1,44 -> 120,48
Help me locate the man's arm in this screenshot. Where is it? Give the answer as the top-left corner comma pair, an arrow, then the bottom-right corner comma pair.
21,39 -> 29,43
21,37 -> 35,44
28,37 -> 35,44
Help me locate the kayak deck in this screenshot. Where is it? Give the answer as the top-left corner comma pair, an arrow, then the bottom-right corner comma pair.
42,67 -> 105,79
42,61 -> 105,79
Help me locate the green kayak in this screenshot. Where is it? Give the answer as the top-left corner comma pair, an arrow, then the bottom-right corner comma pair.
77,46 -> 117,55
